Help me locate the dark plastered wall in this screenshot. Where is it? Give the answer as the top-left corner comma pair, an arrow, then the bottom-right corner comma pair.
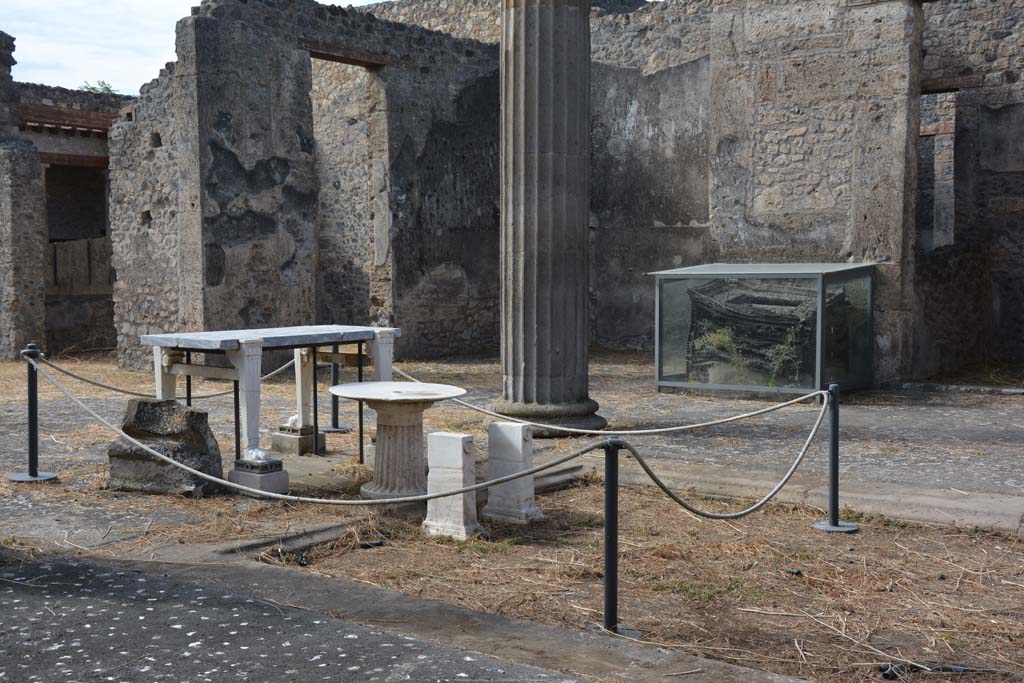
590,58 -> 711,350
977,103 -> 1024,362
192,15 -> 319,335
387,69 -> 501,359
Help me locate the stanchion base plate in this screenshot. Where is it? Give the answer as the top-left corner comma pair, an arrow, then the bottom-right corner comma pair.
812,520 -> 860,534
10,472 -> 57,483
321,426 -> 352,434
588,623 -> 643,639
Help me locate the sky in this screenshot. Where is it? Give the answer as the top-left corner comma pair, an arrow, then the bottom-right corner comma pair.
4,0 -> 390,95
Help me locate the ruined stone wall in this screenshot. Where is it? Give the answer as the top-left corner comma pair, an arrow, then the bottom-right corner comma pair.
923,0 -> 1024,96
15,82 -> 133,113
109,22 -> 204,369
586,0 -> 923,383
0,32 -> 47,359
361,0 -> 647,43
916,0 -> 1024,365
0,141 -> 47,359
0,32 -> 16,135
186,0 -> 501,358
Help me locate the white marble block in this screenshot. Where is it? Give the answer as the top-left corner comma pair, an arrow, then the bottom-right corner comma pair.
422,432 -> 484,540
482,422 -> 543,524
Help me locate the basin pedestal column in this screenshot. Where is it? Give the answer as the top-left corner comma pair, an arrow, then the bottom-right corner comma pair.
360,399 -> 431,500
495,0 -> 606,435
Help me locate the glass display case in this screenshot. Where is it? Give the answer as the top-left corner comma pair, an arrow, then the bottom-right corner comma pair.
652,263 -> 875,394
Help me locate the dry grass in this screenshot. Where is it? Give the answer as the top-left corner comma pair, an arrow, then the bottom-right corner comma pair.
268,483 -> 1023,683
6,452 -> 1023,681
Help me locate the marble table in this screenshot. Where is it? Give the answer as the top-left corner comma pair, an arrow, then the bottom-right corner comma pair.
140,325 -> 400,493
330,382 -> 466,500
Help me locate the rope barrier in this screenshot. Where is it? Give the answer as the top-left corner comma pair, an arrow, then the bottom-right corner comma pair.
394,366 -> 827,436
617,395 -> 827,519
24,356 -> 827,517
35,355 -> 296,400
27,357 -> 606,506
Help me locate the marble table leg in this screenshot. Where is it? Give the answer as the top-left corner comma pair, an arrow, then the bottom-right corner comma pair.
152,346 -> 182,400
360,399 -> 431,499
227,339 -> 288,494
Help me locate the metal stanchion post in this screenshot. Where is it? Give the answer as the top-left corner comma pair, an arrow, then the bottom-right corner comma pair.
322,343 -> 351,434
311,347 -> 319,456
357,341 -> 365,465
603,439 -> 620,633
185,351 -> 192,406
814,384 -> 859,533
11,343 -> 57,483
600,438 -> 640,637
233,380 -> 241,462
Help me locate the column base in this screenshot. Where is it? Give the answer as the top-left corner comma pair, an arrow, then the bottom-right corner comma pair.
491,399 -> 607,438
271,426 -> 327,456
360,481 -> 427,500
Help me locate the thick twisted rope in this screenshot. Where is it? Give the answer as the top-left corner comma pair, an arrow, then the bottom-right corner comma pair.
615,390 -> 828,519
24,357 -> 827,518
27,357 -> 606,505
393,366 -> 826,436
36,355 -> 295,400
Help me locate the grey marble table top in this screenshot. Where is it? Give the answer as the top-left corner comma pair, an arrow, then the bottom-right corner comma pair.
330,381 -> 466,404
140,325 -> 387,351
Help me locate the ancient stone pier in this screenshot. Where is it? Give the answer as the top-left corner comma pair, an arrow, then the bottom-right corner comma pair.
495,0 -> 605,433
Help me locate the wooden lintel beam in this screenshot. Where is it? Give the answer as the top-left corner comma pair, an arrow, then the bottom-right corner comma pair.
922,75 -> 984,94
302,40 -> 390,68
17,103 -> 117,132
38,152 -> 109,169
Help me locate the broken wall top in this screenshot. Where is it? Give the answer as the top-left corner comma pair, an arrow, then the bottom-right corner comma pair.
193,0 -> 498,70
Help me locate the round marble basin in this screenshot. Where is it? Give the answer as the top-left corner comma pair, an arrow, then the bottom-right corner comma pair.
329,381 -> 467,404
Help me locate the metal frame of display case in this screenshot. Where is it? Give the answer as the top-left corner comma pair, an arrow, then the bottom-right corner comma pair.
651,263 -> 878,394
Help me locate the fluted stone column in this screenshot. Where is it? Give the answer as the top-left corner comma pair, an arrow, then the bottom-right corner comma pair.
495,0 -> 605,434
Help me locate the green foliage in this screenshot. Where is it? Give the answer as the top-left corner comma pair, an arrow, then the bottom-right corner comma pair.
695,327 -> 738,356
766,324 -> 803,387
80,80 -> 117,94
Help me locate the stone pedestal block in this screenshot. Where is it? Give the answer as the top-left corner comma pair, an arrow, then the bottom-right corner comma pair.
422,432 -> 484,540
227,465 -> 289,497
482,422 -> 543,524
271,426 -> 326,456
497,0 -> 605,434
107,399 -> 224,497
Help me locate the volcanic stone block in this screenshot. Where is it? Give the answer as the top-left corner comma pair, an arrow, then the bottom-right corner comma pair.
107,399 -> 224,497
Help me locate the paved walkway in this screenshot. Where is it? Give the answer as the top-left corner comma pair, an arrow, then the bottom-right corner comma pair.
0,557 -> 580,683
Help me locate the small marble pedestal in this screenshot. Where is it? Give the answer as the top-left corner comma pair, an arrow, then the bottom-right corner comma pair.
330,382 -> 467,501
